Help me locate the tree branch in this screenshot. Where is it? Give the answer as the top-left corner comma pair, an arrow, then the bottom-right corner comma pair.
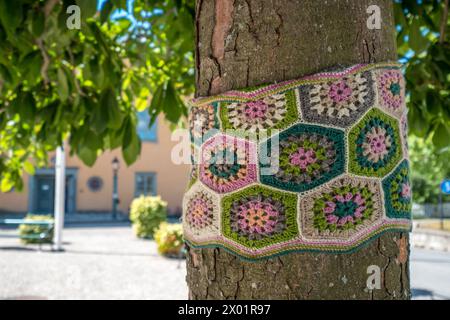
36,0 -> 60,87
44,0 -> 60,17
36,38 -> 51,87
439,0 -> 449,44
68,49 -> 85,96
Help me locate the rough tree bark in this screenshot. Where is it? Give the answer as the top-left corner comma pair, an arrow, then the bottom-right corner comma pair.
186,0 -> 410,300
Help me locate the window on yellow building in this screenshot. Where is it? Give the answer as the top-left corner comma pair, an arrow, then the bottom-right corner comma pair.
135,172 -> 157,196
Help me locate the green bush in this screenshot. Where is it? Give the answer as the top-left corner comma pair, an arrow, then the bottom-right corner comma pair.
129,196 -> 167,238
154,222 -> 185,258
19,214 -> 54,244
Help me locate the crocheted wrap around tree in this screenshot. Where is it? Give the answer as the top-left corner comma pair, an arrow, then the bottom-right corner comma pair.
183,62 -> 411,261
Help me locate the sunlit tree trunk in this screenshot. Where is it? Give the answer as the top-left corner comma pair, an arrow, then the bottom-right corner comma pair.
186,0 -> 410,300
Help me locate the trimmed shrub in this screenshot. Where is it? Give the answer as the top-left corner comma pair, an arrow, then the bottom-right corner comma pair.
129,195 -> 167,238
19,214 -> 54,244
154,222 -> 185,258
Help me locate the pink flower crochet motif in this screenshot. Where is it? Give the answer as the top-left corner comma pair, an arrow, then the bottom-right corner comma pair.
362,126 -> 391,163
186,193 -> 214,230
237,201 -> 278,235
323,192 -> 366,226
289,147 -> 317,169
244,101 -> 268,119
189,199 -> 209,224
379,70 -> 404,111
401,182 -> 411,198
329,80 -> 352,103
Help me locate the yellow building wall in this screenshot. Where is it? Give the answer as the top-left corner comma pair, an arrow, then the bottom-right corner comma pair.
0,119 -> 190,215
0,176 -> 30,213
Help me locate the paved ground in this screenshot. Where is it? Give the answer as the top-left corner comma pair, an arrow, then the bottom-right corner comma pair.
0,225 -> 187,300
0,225 -> 449,300
411,248 -> 450,299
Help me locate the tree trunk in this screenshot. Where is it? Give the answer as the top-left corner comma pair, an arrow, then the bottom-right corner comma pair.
187,0 -> 410,300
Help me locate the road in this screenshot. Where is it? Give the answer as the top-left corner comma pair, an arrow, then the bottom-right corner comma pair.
411,248 -> 450,299
0,225 -> 449,299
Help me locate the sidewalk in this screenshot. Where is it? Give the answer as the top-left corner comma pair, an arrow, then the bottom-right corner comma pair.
0,225 -> 187,300
412,220 -> 450,252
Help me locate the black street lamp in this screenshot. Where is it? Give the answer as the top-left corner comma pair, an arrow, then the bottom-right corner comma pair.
112,157 -> 120,219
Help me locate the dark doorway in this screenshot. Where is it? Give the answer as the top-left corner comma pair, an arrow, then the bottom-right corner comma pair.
35,176 -> 55,214
30,169 -> 78,215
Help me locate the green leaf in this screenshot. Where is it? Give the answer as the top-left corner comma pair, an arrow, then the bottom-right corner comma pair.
409,18 -> 428,53
77,145 -> 97,166
162,80 -> 185,124
24,161 -> 35,175
31,11 -> 45,37
19,51 -> 42,85
101,88 -> 123,129
433,123 -> 450,150
100,0 -> 114,24
57,68 -> 69,102
0,63 -> 12,84
0,0 -> 23,33
408,105 -> 429,138
107,127 -> 124,149
76,0 -> 98,19
85,130 -> 103,151
122,116 -> 141,165
425,91 -> 441,115
10,92 -> 37,123
89,97 -> 108,134
88,21 -> 109,54
149,83 -> 164,125
1,177 -> 14,193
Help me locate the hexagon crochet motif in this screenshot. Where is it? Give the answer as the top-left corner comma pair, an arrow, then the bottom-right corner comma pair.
298,70 -> 375,127
183,182 -> 220,241
199,134 -> 257,194
259,123 -> 345,193
189,103 -> 220,146
219,89 -> 299,137
299,175 -> 384,240
221,185 -> 298,249
375,68 -> 405,119
383,160 -> 412,219
348,108 -> 403,178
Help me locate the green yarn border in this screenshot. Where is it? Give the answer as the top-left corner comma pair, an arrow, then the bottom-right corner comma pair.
259,123 -> 346,192
185,226 -> 411,263
221,185 -> 298,249
348,108 -> 403,178
219,90 -> 299,138
382,159 -> 412,219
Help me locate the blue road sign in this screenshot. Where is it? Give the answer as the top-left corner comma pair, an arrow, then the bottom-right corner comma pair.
441,180 -> 450,195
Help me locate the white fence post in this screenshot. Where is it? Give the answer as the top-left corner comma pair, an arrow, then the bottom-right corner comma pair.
53,146 -> 65,251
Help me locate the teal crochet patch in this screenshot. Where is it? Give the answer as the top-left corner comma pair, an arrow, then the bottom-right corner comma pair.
259,123 -> 345,192
348,108 -> 402,177
383,160 -> 412,219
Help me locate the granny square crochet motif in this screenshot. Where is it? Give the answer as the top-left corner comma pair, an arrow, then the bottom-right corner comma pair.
183,62 -> 411,261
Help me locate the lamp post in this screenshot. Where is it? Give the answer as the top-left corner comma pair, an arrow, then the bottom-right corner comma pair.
112,157 -> 120,220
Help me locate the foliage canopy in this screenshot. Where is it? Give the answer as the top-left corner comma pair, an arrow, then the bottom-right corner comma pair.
0,0 -> 449,192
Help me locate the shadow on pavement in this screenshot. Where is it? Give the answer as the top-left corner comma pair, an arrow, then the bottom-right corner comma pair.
412,288 -> 450,300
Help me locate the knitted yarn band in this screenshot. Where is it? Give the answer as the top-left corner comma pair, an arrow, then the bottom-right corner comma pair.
183,62 -> 411,261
